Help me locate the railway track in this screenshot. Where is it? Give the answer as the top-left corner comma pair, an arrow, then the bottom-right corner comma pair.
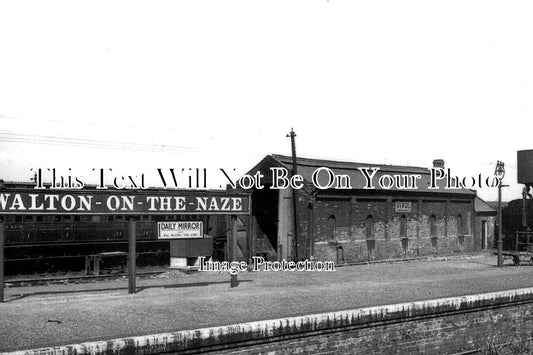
4,270 -> 168,287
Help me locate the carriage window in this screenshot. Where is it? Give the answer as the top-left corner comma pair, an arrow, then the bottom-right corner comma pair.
24,215 -> 34,223
366,215 -> 373,239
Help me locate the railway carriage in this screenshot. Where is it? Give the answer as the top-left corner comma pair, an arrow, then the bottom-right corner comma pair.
0,181 -> 228,276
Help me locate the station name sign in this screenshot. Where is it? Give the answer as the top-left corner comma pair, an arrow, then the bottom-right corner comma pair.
0,191 -> 250,215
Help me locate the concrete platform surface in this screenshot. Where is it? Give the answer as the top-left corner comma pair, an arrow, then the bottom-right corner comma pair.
2,253 -> 533,352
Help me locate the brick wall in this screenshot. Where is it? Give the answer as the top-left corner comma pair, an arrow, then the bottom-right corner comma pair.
31,288 -> 533,355
250,187 -> 486,264
305,195 -> 477,263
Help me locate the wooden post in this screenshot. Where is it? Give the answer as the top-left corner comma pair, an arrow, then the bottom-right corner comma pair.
225,215 -> 230,261
0,221 -> 4,303
246,212 -> 252,264
128,219 -> 137,294
287,128 -> 299,261
230,215 -> 238,288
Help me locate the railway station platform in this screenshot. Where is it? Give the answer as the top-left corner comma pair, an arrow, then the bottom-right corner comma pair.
2,253 -> 533,354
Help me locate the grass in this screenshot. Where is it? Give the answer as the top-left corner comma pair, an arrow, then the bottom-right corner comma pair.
483,336 -> 533,355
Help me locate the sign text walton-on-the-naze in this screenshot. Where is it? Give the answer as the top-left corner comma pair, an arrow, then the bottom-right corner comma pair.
0,191 -> 250,215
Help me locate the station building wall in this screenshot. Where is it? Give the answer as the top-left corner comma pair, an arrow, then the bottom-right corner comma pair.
246,155 -> 494,264
303,195 -> 475,263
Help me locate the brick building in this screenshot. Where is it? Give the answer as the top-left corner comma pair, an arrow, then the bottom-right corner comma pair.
247,154 -> 496,263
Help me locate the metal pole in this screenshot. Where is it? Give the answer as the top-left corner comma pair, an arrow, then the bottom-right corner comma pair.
230,216 -> 238,288
128,219 -> 136,294
522,187 -> 528,228
0,221 -> 4,303
497,184 -> 503,267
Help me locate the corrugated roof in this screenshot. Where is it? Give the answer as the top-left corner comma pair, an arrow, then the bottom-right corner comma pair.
486,201 -> 509,210
475,197 -> 497,214
249,154 -> 475,195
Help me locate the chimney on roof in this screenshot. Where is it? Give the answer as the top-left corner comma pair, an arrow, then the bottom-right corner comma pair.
433,159 -> 445,169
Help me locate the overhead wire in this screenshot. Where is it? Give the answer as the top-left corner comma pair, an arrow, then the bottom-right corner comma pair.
0,131 -> 203,153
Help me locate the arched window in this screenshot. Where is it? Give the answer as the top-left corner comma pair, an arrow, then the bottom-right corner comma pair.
429,215 -> 436,237
457,215 -> 463,236
400,215 -> 407,238
327,215 -> 336,239
366,215 -> 373,239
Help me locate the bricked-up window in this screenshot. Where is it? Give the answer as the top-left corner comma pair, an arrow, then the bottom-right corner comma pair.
366,215 -> 373,239
328,215 -> 336,239
429,215 -> 436,237
457,215 -> 463,236
400,215 -> 407,238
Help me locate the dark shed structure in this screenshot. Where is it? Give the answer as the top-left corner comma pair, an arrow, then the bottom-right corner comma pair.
247,154 -> 490,263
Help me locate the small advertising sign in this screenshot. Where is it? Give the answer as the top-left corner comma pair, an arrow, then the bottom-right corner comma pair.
157,221 -> 203,239
395,201 -> 412,213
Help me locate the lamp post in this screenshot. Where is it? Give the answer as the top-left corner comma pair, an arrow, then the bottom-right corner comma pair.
495,161 -> 505,267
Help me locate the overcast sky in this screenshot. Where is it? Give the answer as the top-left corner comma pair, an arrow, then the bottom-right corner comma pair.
1,0 -> 532,201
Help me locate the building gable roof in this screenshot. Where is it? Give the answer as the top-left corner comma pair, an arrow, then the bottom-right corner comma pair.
248,154 -> 476,196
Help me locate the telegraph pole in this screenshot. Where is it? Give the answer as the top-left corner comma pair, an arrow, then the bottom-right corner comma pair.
287,128 -> 299,261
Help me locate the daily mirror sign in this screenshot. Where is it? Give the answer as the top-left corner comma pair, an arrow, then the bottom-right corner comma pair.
158,221 -> 203,239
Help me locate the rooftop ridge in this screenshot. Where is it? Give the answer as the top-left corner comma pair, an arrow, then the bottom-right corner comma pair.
270,154 -> 430,174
